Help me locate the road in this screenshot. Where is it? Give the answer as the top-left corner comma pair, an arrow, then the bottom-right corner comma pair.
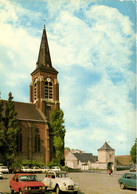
0,171 -> 136,194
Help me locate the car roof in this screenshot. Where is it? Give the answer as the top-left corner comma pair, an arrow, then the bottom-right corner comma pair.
124,172 -> 137,175
47,170 -> 67,174
14,173 -> 35,176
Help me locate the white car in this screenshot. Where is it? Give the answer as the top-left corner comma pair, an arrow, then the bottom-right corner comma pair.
43,170 -> 79,193
31,166 -> 41,173
0,166 -> 9,173
40,166 -> 50,173
21,166 -> 31,173
0,172 -> 3,179
51,166 -> 61,171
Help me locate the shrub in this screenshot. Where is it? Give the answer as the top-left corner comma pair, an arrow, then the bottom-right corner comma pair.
21,160 -> 45,168
47,158 -> 60,168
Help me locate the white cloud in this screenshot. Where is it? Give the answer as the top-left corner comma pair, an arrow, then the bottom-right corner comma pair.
55,5 -> 136,154
0,1 -> 41,101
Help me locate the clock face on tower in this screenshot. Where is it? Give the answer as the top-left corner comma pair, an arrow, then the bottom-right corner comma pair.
47,77 -> 51,82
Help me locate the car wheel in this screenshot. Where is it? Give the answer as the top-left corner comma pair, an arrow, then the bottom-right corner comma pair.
120,183 -> 125,189
56,185 -> 61,194
10,186 -> 14,193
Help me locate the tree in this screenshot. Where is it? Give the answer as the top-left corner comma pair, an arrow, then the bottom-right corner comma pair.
130,138 -> 137,164
4,92 -> 20,166
50,109 -> 66,164
0,99 -> 4,148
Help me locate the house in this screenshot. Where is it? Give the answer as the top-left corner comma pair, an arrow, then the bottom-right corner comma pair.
71,149 -> 84,153
65,152 -> 95,170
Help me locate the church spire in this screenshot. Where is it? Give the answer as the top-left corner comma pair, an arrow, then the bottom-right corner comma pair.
36,25 -> 52,69
31,25 -> 58,75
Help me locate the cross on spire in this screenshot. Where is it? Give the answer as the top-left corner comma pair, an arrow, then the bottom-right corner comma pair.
43,19 -> 46,29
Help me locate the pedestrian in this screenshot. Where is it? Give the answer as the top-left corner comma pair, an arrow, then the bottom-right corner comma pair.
107,169 -> 111,176
110,169 -> 113,175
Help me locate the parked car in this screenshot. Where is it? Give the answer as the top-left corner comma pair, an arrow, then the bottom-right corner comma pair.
0,166 -> 9,173
51,166 -> 61,171
130,166 -> 137,172
40,166 -> 50,173
43,170 -> 79,193
9,173 -> 45,194
21,166 -> 32,173
118,172 -> 137,189
31,166 -> 42,173
0,172 -> 3,179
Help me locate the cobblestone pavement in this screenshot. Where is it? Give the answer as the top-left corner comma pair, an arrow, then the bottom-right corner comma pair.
0,171 -> 136,194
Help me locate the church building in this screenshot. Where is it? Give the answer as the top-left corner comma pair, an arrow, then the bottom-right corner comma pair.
2,25 -> 60,165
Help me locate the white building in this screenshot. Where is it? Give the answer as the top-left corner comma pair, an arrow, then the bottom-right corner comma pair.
65,152 -> 95,170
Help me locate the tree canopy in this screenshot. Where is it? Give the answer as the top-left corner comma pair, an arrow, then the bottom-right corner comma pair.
0,99 -> 4,148
0,92 -> 20,166
130,138 -> 137,164
50,108 -> 66,164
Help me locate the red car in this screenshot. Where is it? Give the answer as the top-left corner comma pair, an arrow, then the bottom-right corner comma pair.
9,173 -> 45,194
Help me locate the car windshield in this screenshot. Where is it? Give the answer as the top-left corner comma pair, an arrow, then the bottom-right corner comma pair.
20,175 -> 39,182
56,173 -> 68,178
23,166 -> 29,169
0,166 -> 7,169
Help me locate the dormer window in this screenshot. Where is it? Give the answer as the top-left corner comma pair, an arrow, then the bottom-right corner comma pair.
45,77 -> 53,99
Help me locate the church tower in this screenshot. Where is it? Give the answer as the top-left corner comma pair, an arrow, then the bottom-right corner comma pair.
30,25 -> 60,121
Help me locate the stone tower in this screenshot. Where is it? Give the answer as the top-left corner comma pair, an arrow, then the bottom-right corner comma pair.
98,141 -> 115,170
30,25 -> 60,122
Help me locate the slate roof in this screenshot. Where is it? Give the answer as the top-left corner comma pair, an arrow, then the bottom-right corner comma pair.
73,153 -> 95,163
98,141 -> 114,151
2,100 -> 45,122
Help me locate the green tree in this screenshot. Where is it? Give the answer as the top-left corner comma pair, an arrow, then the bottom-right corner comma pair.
50,109 -> 66,164
130,138 -> 137,164
5,92 -> 20,166
0,99 -> 4,148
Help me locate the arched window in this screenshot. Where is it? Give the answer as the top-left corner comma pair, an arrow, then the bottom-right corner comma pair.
45,78 -> 53,99
34,78 -> 38,101
17,132 -> 22,152
34,83 -> 37,100
34,128 -> 40,152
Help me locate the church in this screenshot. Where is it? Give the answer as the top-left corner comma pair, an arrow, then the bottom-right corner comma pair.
2,25 -> 60,165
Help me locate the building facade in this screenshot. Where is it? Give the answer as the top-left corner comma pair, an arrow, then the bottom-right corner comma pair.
65,152 -> 95,170
1,25 -> 60,165
65,142 -> 115,171
91,141 -> 115,170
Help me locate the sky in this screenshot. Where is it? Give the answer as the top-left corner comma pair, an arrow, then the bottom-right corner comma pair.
0,0 -> 136,156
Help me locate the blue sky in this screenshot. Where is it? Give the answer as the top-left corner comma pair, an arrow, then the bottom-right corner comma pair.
0,0 -> 136,156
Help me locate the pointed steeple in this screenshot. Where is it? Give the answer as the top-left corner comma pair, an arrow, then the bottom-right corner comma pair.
36,25 -> 52,69
98,141 -> 114,151
31,25 -> 58,75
